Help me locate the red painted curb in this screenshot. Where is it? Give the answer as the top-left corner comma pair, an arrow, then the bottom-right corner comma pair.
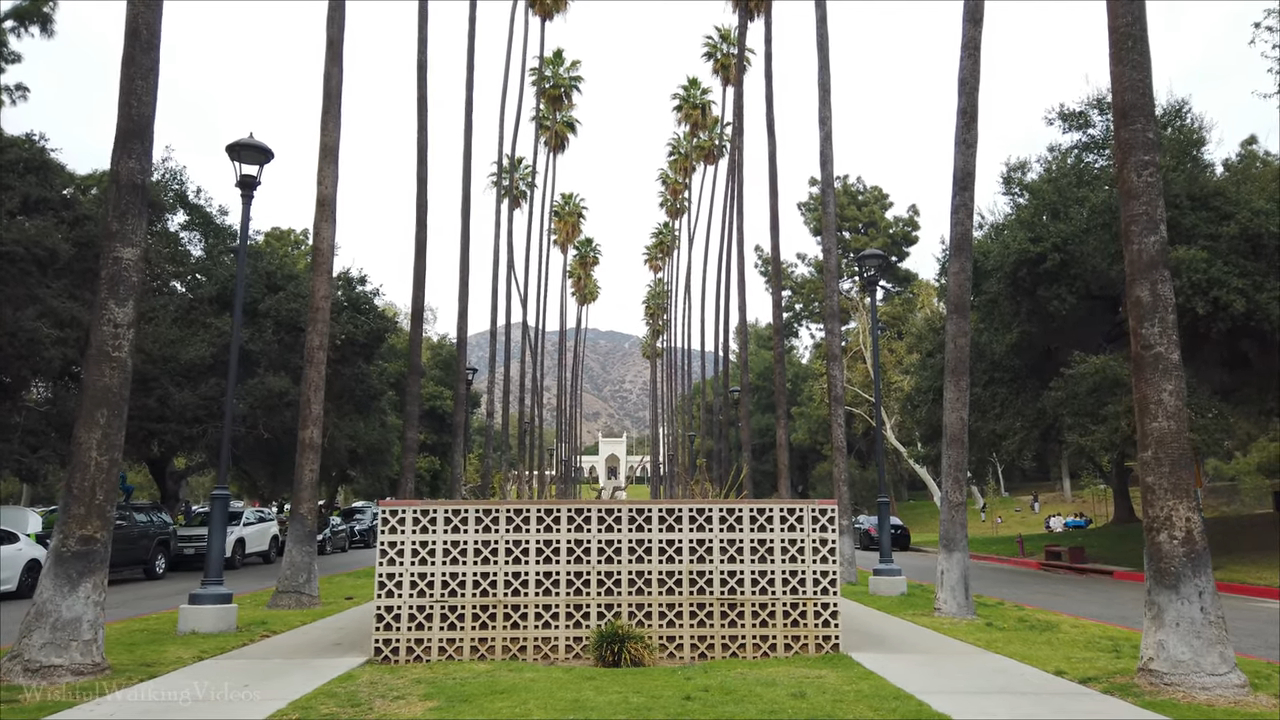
969,552 -> 1043,571
1111,570 -> 1280,601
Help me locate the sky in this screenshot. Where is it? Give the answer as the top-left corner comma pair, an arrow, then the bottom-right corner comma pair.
3,0 -> 1277,351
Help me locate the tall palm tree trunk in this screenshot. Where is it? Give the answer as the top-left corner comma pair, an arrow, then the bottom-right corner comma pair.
935,0 -> 984,619
649,347 -> 660,499
272,0 -> 346,609
0,0 -> 163,684
732,1 -> 752,499
398,0 -> 429,500
699,153 -> 721,478
1105,0 -> 1248,696
716,153 -> 735,492
502,4 -> 531,496
763,5 -> 789,499
483,0 -> 520,500
814,0 -> 855,584
448,0 -> 479,499
557,250 -> 569,497
516,13 -> 543,499
537,156 -> 558,497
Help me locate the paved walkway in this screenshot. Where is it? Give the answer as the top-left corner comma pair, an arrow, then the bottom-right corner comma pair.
48,603 -> 372,720
841,597 -> 1164,719
46,598 -> 1167,719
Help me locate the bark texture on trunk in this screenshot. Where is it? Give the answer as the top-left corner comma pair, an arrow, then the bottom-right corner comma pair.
398,0 -> 429,500
813,0 -> 855,584
0,0 -> 163,685
449,0 -> 479,499
271,0 -> 345,611
935,0 -> 984,620
1110,453 -> 1140,523
763,5 -> 790,500
1060,446 -> 1073,501
1106,0 -> 1248,697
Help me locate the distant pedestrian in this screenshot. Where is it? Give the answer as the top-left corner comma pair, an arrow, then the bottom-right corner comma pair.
1031,491 -> 1040,514
980,502 -> 988,522
118,471 -> 134,503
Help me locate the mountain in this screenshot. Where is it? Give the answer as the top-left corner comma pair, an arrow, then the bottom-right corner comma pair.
466,324 -> 717,442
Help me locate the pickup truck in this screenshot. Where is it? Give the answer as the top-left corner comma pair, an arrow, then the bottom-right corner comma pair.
35,502 -> 178,580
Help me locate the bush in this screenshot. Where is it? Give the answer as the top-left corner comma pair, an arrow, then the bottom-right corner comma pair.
588,618 -> 657,668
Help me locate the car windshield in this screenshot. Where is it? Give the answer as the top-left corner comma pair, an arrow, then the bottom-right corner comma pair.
185,510 -> 243,527
340,508 -> 372,522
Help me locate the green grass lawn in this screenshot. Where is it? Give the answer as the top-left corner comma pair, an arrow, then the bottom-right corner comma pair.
894,495 -> 1280,587
271,652 -> 946,720
843,582 -> 1280,720
0,567 -> 375,720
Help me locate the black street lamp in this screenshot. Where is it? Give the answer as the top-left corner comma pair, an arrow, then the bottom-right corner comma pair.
687,432 -> 697,482
666,451 -> 675,497
464,366 -> 478,476
547,446 -> 555,496
855,247 -> 903,582
186,134 -> 274,618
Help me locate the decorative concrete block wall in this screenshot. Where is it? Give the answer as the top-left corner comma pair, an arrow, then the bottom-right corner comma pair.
371,500 -> 841,664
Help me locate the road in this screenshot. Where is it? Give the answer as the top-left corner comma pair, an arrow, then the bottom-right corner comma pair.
0,548 -> 376,648
875,550 -> 1280,663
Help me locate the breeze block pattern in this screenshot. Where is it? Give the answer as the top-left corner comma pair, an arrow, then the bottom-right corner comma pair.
371,500 -> 841,664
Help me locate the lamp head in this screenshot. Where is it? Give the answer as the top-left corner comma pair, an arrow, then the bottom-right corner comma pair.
226,133 -> 274,187
728,386 -> 741,404
854,248 -> 889,287
465,366 -> 479,385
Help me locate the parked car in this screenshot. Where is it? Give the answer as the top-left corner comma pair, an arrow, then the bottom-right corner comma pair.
853,514 -> 912,552
33,503 -> 177,580
0,506 -> 47,598
178,507 -> 280,569
339,505 -> 378,548
318,516 -> 350,555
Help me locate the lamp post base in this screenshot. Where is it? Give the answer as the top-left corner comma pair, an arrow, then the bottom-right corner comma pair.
868,574 -> 908,597
177,603 -> 239,634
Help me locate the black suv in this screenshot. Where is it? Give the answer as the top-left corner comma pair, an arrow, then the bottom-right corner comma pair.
339,506 -> 378,548
36,502 -> 178,580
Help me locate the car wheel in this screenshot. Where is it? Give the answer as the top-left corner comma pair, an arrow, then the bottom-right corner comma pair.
226,540 -> 246,570
321,537 -> 333,555
339,535 -> 350,552
261,537 -> 279,564
858,533 -> 870,551
144,545 -> 169,580
15,560 -> 41,599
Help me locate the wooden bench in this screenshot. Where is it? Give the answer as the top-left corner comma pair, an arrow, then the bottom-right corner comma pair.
1043,544 -> 1087,564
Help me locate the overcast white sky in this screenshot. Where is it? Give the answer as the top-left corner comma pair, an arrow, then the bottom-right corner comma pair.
3,0 -> 1277,348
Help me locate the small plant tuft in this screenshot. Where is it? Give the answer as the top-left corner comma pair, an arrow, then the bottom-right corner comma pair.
588,618 -> 657,668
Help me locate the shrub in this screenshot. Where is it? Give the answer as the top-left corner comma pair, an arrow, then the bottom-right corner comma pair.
588,618 -> 657,668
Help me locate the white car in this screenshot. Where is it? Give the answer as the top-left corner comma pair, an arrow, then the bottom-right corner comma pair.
0,506 -> 47,598
176,507 -> 281,569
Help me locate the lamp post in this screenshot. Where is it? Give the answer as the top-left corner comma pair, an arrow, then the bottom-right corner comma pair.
854,248 -> 904,586
464,366 -> 478,478
687,432 -> 697,485
547,446 -> 555,498
666,451 -> 675,498
181,134 -> 274,631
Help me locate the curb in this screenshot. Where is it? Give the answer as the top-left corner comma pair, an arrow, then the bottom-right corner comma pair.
915,546 -> 1280,601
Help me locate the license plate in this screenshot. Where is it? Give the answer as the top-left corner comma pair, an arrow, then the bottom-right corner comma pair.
183,548 -> 195,555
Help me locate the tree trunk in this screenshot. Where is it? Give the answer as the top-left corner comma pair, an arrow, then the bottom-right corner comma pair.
733,2 -> 752,499
270,0 -> 345,611
1110,453 -> 1140,523
763,5 -> 790,500
0,0 -> 163,684
482,0 -> 519,501
1106,0 -> 1248,697
502,4 -> 530,491
529,148 -> 551,495
19,481 -> 32,507
448,0 -> 479,500
699,89 -> 725,482
515,13 -> 541,499
1059,446 -> 1073,502
397,0 -> 429,500
935,0 -> 983,620
536,156 -> 558,498
813,0 -> 855,585
144,455 -> 186,519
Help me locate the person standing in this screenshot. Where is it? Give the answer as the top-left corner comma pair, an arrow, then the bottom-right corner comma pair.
1031,490 -> 1040,514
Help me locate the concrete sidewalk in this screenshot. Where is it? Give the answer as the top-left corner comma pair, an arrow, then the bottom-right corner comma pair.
840,597 -> 1165,719
48,602 -> 373,720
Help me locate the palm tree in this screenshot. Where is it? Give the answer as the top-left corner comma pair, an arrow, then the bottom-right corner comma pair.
1105,0 -> 1249,696
568,236 -> 600,486
503,3 -> 533,498
641,277 -> 667,499
521,0 -> 570,494
761,0 -> 790,499
551,191 -> 586,496
935,0 -> 984,619
448,0 -> 479,499
813,0 -> 855,584
270,0 -> 346,610
730,0 -> 758,497
482,0 -> 521,500
0,0 -> 162,685
398,0 -> 429,500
